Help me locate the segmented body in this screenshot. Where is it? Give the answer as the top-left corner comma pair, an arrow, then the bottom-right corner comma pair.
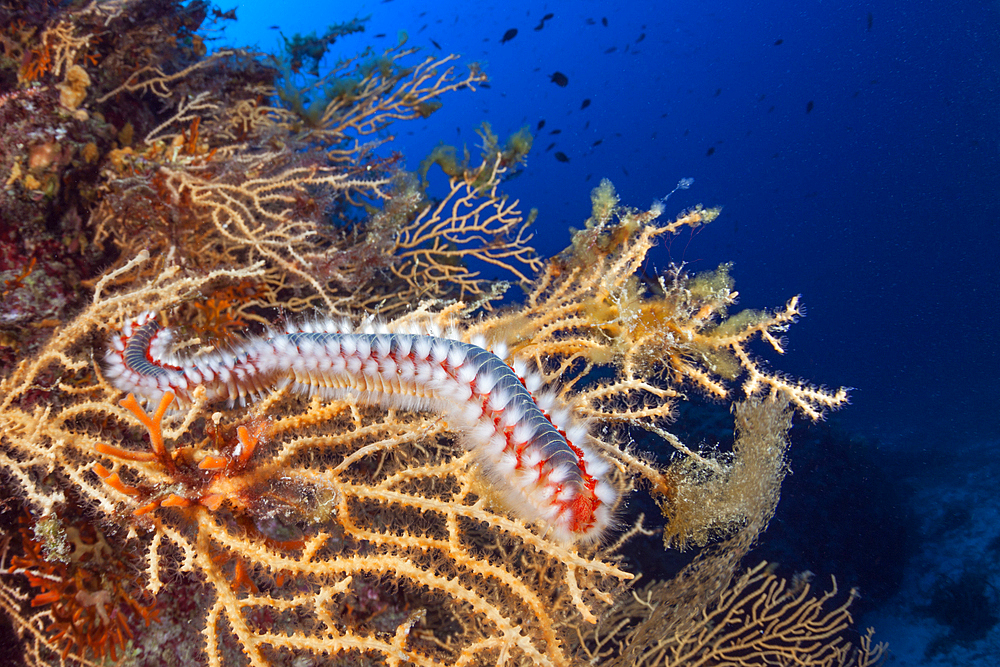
104,313 -> 616,543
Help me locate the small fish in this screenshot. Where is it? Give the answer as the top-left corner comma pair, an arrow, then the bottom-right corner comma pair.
537,119 -> 546,130
545,142 -> 556,151
706,146 -> 715,156
591,139 -> 602,147
554,151 -> 570,162
549,129 -> 562,135
806,100 -> 814,113
714,88 -> 721,97
268,25 -> 280,30
580,98 -> 591,110
501,28 -> 518,44
604,46 -> 617,54
430,39 -> 442,49
774,38 -> 784,45
636,33 -> 646,43
867,12 -> 873,31
550,71 -> 569,87
534,13 -> 554,31
586,18 -> 596,25
602,17 -> 608,27
480,82 -> 492,89
374,33 -> 386,38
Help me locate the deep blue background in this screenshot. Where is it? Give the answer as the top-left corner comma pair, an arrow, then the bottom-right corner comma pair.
217,0 -> 1000,452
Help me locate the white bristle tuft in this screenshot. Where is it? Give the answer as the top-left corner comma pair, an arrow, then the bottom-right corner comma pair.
340,337 -> 356,356
490,342 -> 508,361
413,337 -> 432,360
476,368 -> 500,394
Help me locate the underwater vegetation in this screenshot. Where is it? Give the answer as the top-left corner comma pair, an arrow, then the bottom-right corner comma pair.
1,1 -> 884,665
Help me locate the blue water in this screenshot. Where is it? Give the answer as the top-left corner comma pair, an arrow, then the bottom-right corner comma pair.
220,0 -> 999,451
217,1 -> 1000,661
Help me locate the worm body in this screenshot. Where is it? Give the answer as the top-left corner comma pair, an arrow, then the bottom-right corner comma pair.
105,313 -> 616,543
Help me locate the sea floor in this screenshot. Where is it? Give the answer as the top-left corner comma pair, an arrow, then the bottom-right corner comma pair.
861,439 -> 1000,666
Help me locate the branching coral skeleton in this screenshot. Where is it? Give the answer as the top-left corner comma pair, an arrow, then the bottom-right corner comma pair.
0,196 -> 870,666
0,1 -> 875,662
